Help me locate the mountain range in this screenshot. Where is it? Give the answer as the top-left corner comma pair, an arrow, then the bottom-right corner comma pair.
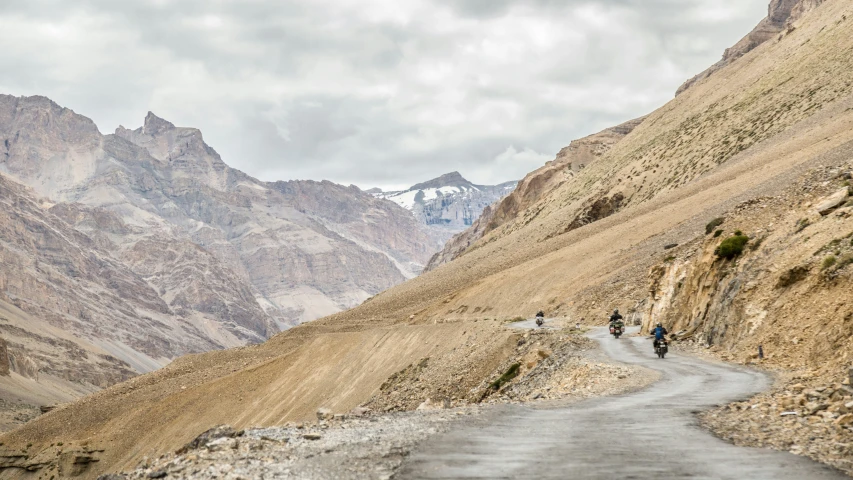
0,97 -> 443,404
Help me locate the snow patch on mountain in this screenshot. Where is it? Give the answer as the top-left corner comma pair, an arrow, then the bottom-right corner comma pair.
371,172 -> 517,245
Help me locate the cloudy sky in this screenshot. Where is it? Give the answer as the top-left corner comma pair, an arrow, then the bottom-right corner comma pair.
0,0 -> 768,190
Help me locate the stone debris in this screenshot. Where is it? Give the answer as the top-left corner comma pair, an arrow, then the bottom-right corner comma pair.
813,187 -> 851,215
701,374 -> 853,476
117,408 -> 480,480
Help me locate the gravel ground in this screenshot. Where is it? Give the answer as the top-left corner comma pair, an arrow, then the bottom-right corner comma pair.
699,373 -> 853,476
114,408 -> 481,480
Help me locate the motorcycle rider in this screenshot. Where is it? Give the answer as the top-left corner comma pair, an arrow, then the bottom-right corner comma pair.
535,310 -> 545,326
609,309 -> 623,326
609,309 -> 624,335
651,322 -> 669,350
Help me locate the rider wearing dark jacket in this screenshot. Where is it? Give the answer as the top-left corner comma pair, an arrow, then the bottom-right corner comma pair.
609,310 -> 623,323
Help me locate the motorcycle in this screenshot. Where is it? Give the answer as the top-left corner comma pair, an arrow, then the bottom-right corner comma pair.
654,337 -> 669,358
609,321 -> 624,339
535,316 -> 544,327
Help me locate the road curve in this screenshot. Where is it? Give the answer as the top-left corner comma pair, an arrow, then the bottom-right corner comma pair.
397,327 -> 846,479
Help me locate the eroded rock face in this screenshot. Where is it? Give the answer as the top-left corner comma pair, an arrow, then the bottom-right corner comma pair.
0,94 -> 438,400
677,0 -> 827,95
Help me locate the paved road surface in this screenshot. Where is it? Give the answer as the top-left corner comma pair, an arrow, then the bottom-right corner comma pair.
397,327 -> 846,479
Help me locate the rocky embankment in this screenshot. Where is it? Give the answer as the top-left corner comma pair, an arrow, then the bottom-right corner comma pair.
701,366 -> 853,475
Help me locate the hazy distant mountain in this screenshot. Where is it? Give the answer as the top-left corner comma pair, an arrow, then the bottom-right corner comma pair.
373,172 -> 517,245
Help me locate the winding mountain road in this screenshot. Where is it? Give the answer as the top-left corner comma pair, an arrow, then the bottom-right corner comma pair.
397,327 -> 846,479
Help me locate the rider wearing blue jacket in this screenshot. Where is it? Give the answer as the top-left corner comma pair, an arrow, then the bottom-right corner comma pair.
651,323 -> 668,349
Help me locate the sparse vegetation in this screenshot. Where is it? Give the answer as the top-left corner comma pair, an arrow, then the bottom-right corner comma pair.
490,363 -> 521,390
510,316 -> 525,323
795,218 -> 810,233
706,217 -> 725,235
664,256 -> 676,262
715,234 -> 750,259
714,229 -> 724,238
837,253 -> 853,270
822,255 -> 837,270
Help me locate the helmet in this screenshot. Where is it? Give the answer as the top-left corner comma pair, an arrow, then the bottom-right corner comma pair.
656,323 -> 662,327
614,309 -> 619,314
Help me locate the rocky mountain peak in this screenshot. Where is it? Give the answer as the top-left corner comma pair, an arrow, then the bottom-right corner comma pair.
142,111 -> 176,136
410,171 -> 473,191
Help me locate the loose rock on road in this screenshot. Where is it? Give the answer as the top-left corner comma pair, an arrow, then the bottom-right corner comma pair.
397,327 -> 847,479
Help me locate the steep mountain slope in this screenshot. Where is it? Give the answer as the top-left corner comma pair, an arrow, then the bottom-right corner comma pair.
373,172 -> 516,247
427,118 -> 644,269
3,0 -> 853,477
0,100 -> 435,328
678,0 -> 827,95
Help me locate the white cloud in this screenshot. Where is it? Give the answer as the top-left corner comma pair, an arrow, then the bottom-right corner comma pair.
0,0 -> 769,190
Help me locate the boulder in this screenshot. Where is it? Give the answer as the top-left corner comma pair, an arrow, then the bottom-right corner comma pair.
205,437 -> 237,452
176,425 -> 241,454
416,398 -> 450,411
316,408 -> 333,421
350,406 -> 371,417
814,188 -> 850,215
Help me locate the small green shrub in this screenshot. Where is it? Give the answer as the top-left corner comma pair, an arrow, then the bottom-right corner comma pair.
822,255 -> 837,270
715,234 -> 750,259
664,256 -> 676,262
490,363 -> 522,390
705,217 -> 725,235
795,218 -> 810,233
713,229 -> 724,238
734,230 -> 743,236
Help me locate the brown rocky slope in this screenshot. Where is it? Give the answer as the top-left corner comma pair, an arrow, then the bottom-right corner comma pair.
2,0 -> 853,477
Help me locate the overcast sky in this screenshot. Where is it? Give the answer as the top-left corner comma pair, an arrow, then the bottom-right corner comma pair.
0,0 -> 768,190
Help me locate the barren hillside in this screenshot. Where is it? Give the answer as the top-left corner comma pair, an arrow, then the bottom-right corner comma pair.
2,0 -> 852,477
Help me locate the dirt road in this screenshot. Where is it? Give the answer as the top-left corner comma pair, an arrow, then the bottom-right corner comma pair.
397,327 -> 847,479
